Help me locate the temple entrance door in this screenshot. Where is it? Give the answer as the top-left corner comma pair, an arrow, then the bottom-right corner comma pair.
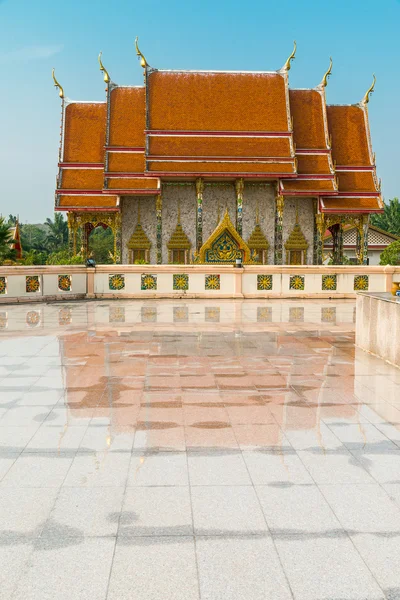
289,250 -> 302,265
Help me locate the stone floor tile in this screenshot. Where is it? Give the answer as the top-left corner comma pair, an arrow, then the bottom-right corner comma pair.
0,425 -> 40,452
0,543 -> 35,600
191,485 -> 267,535
350,532 -> 400,596
1,454 -> 73,488
319,483 -> 400,533
257,484 -> 341,534
63,452 -> 131,487
25,425 -> 88,453
128,452 -> 189,486
80,425 -> 134,452
188,451 -> 251,486
42,486 -> 125,537
11,537 -> 115,600
196,535 -> 292,600
351,448 -> 400,483
283,422 -> 344,451
0,455 -> 17,481
0,487 -> 58,535
297,448 -> 376,484
185,426 -> 239,450
107,536 -> 199,600
119,486 -> 192,536
327,422 -> 397,449
243,450 -> 313,485
134,427 -> 186,451
234,424 -> 290,450
275,535 -> 385,600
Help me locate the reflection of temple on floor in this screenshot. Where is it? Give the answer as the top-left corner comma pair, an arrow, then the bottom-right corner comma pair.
53,43 -> 383,266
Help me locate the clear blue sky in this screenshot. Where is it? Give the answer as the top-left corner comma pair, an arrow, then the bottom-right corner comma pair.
0,0 -> 398,223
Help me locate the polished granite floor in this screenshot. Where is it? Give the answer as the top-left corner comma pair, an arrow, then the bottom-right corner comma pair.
1,299 -> 400,600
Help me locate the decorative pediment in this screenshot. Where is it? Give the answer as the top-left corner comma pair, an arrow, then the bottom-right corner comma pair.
197,209 -> 251,263
285,222 -> 308,250
127,223 -> 151,249
248,223 -> 269,250
167,222 -> 191,250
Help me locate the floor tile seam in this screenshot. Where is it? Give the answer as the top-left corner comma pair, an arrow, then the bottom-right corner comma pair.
323,420 -> 372,449
317,484 -> 388,598
0,454 -> 18,484
185,439 -> 202,600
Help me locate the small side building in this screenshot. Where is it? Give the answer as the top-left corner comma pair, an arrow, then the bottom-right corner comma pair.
324,225 -> 398,265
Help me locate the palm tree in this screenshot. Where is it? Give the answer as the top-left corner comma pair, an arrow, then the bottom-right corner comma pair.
0,217 -> 15,261
45,213 -> 69,250
371,198 -> 400,236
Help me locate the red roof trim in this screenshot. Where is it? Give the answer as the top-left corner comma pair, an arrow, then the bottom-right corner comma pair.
147,156 -> 294,163
105,147 -> 145,152
336,166 -> 374,172
58,163 -> 103,168
146,171 -> 297,178
103,189 -> 159,195
295,149 -> 330,155
55,207 -> 120,213
147,130 -> 292,138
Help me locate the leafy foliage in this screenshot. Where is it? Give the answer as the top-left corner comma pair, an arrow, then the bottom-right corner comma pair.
46,249 -> 84,265
371,198 -> 400,236
379,240 -> 400,266
0,217 -> 16,263
88,226 -> 114,264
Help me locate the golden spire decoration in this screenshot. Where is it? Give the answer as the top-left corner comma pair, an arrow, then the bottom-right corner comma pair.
283,41 -> 296,71
52,68 -> 64,98
98,52 -> 110,84
255,198 -> 260,225
135,36 -> 150,69
321,57 -> 333,87
362,74 -> 376,104
137,199 -> 141,224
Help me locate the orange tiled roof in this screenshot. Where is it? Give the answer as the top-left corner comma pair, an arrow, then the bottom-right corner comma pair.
64,103 -> 106,163
108,87 -> 145,147
282,179 -> 336,193
61,169 -> 104,190
327,105 -> 371,166
337,171 -> 377,193
148,135 -> 291,158
147,160 -> 295,175
148,71 -> 290,132
297,155 -> 332,175
106,177 -> 160,191
57,195 -> 118,209
107,153 -> 145,173
290,90 -> 327,149
320,197 -> 383,213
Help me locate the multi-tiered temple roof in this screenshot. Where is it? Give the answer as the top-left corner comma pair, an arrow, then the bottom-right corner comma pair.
54,41 -> 382,215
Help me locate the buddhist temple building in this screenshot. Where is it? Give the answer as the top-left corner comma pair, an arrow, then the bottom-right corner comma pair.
53,41 -> 383,265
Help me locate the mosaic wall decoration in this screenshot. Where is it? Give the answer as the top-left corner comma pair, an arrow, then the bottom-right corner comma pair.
354,275 -> 369,291
109,274 -> 125,291
26,310 -> 40,327
59,308 -> 72,326
289,275 -> 305,291
257,307 -> 272,322
289,307 -> 304,322
0,277 -> 6,295
141,306 -> 157,322
109,306 -> 126,323
26,275 -> 40,293
173,274 -> 189,291
0,312 -> 7,329
321,307 -> 336,323
257,274 -> 273,291
322,274 -> 337,291
205,307 -> 220,322
205,274 -> 220,290
173,306 -> 189,322
58,274 -> 72,292
141,274 -> 157,291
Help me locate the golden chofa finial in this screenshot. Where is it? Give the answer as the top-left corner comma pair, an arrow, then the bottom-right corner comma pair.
321,57 -> 333,87
98,52 -> 110,84
52,68 -> 64,98
362,74 -> 376,104
135,36 -> 149,69
283,40 -> 296,71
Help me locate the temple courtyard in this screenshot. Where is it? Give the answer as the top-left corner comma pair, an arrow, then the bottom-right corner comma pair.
1,298 -> 400,600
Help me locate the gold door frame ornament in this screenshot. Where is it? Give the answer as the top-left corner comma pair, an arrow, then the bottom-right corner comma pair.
195,209 -> 252,264
68,211 -> 121,263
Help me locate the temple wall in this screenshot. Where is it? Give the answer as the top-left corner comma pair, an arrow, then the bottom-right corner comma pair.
202,183 -> 236,242
121,196 -> 157,264
242,183 -> 275,262
162,184 -> 196,263
282,198 -> 315,265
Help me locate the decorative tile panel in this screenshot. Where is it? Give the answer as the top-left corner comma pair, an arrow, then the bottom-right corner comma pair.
109,274 -> 125,291
26,276 -> 40,293
322,274 -> 337,291
59,308 -> 72,325
289,275 -> 305,291
141,307 -> 157,322
0,277 -> 6,295
321,307 -> 336,323
257,274 -> 273,291
109,306 -> 125,323
173,274 -> 189,291
58,274 -> 71,292
289,307 -> 304,322
141,274 -> 157,290
354,275 -> 369,291
173,307 -> 189,322
205,274 -> 220,290
205,307 -> 220,322
257,307 -> 272,322
26,310 -> 40,327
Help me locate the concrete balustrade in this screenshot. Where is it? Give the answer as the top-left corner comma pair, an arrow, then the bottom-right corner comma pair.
0,264 -> 399,303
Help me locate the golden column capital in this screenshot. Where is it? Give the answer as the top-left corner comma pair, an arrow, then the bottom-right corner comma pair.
195,178 -> 204,197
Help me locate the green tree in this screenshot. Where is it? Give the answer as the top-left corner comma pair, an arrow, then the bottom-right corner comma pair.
7,215 -> 17,226
0,217 -> 16,262
371,198 -> 400,236
379,240 -> 400,265
88,226 -> 114,264
45,213 -> 69,250
21,224 -> 49,254
46,249 -> 84,265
